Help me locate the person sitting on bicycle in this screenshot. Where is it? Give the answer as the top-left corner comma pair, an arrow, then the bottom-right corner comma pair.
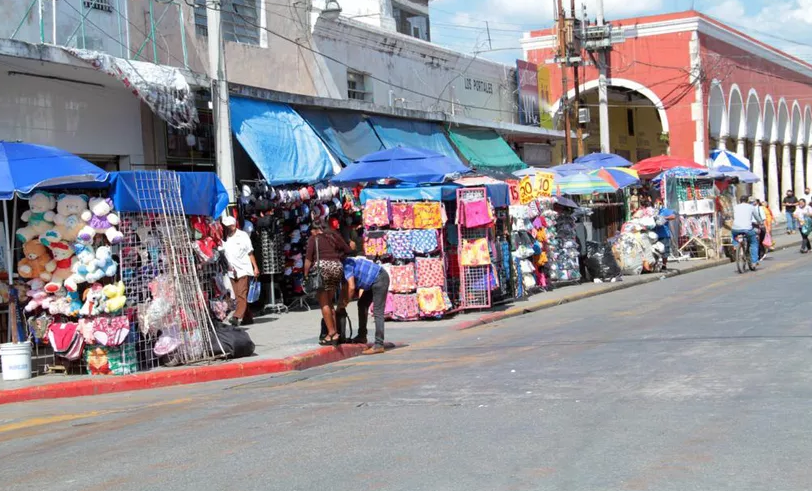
731,195 -> 764,268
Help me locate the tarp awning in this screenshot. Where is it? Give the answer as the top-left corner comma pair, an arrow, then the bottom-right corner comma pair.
367,116 -> 462,162
295,108 -> 384,166
230,97 -> 339,185
109,171 -> 229,217
447,127 -> 527,173
360,182 -> 510,207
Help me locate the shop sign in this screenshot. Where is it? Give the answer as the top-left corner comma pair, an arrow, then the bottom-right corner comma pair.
537,66 -> 554,129
519,176 -> 535,204
509,182 -> 521,205
516,60 -> 540,126
534,171 -> 555,198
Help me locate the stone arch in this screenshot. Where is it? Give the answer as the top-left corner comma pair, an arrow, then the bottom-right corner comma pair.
745,89 -> 762,141
550,77 -> 670,133
764,96 -> 776,143
792,101 -> 803,145
763,96 -> 779,213
791,102 -> 804,192
777,98 -> 792,198
777,98 -> 790,143
728,84 -> 746,140
708,81 -> 727,144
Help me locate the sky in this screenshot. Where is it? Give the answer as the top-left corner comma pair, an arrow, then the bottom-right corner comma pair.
429,0 -> 812,65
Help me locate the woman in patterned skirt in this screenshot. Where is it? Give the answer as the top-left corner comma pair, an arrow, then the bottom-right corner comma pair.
304,219 -> 352,345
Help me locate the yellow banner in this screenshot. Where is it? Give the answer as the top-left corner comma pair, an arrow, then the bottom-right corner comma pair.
537,67 -> 554,129
535,171 -> 555,198
519,176 -> 535,204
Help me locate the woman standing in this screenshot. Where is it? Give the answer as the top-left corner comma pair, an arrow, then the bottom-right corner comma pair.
794,199 -> 812,253
304,219 -> 352,345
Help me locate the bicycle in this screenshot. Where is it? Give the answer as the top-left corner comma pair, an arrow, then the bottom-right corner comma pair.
734,231 -> 757,274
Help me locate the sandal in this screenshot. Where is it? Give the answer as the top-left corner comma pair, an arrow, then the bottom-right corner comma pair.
325,333 -> 340,346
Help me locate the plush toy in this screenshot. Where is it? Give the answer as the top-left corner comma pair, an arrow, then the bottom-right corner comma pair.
50,194 -> 89,243
79,197 -> 123,244
48,290 -> 69,316
80,283 -> 104,317
94,246 -> 118,279
102,281 -> 127,313
24,279 -> 49,312
65,243 -> 99,292
18,240 -> 54,281
40,237 -> 76,294
16,192 -> 56,243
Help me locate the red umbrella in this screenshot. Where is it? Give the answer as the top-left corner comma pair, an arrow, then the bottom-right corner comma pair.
631,155 -> 705,177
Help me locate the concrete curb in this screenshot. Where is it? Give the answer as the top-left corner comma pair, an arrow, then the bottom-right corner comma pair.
0,343 -> 372,406
1,239 -> 798,405
451,238 -> 802,332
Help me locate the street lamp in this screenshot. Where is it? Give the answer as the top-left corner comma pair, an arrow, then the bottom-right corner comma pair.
321,0 -> 342,21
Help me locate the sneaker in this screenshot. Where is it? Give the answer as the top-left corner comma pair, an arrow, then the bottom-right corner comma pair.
362,345 -> 385,355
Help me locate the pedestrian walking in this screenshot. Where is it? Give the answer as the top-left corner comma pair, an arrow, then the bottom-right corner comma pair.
794,199 -> 812,253
731,195 -> 763,267
802,188 -> 812,204
342,256 -> 390,355
783,190 -> 799,234
222,216 -> 259,326
305,219 -> 352,346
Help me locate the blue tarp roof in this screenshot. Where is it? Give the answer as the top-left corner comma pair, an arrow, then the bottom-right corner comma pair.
332,147 -> 471,185
367,115 -> 463,162
296,108 -> 384,166
360,182 -> 510,208
230,97 -> 338,185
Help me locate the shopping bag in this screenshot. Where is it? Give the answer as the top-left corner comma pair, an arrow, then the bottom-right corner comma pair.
762,231 -> 773,247
247,279 -> 261,304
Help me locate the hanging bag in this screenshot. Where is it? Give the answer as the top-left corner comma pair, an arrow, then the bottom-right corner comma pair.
247,278 -> 261,303
304,237 -> 325,293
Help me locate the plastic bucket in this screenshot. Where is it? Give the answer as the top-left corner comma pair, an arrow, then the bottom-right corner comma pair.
1,341 -> 32,381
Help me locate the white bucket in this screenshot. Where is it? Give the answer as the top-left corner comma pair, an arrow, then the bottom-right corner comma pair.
1,341 -> 33,381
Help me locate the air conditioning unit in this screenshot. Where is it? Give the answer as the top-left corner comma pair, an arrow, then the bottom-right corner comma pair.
578,107 -> 591,124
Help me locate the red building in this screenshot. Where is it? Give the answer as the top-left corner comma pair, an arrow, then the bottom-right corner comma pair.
521,10 -> 812,213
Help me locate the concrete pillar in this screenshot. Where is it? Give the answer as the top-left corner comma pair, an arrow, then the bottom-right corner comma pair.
736,138 -> 746,160
768,142 -> 780,215
795,144 -> 806,194
807,145 -> 812,191
752,140 -> 765,202
718,136 -> 727,150
781,143 -> 793,198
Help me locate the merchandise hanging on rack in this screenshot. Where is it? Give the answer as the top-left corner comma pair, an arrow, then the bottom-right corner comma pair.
456,187 -> 495,311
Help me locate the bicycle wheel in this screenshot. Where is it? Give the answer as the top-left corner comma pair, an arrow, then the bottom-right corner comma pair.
736,241 -> 747,274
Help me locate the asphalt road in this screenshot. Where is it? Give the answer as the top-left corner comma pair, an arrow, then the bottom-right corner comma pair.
2,247 -> 811,491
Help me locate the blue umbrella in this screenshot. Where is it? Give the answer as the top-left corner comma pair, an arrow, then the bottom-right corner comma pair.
712,165 -> 760,183
575,152 -> 633,169
556,173 -> 618,195
550,163 -> 593,176
709,149 -> 750,170
331,146 -> 471,184
0,142 -> 108,200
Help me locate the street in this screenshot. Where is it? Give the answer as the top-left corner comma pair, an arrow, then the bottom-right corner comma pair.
1,247 -> 811,491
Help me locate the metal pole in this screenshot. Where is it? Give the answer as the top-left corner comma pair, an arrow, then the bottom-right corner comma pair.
557,0 -> 572,163
208,0 -> 236,201
116,0 -> 125,57
596,0 -> 610,153
79,0 -> 86,48
571,0 -> 583,157
179,2 -> 190,69
52,0 -> 57,44
149,0 -> 159,62
38,0 -> 45,43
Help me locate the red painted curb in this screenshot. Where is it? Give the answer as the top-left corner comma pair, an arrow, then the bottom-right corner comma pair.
0,344 -> 368,406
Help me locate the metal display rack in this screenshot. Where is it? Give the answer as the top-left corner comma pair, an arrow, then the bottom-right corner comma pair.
456,187 -> 492,310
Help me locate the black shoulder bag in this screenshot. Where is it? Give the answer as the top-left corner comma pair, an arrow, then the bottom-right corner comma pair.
305,237 -> 325,293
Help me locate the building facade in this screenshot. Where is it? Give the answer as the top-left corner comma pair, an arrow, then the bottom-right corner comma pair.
521,10 -> 812,213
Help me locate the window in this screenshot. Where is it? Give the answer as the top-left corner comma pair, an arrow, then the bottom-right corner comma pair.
166,110 -> 215,162
392,6 -> 430,41
84,0 -> 113,12
347,70 -> 371,102
194,0 -> 260,46
626,108 -> 635,137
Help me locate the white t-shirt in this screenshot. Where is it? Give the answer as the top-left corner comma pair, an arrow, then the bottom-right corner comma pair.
732,203 -> 760,230
794,205 -> 812,222
223,230 -> 254,279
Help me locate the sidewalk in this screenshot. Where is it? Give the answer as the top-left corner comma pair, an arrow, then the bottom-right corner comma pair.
0,228 -> 798,404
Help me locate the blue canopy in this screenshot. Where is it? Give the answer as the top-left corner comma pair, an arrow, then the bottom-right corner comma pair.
296,108 -> 384,166
367,116 -> 463,162
230,97 -> 338,185
574,152 -> 633,169
710,149 -> 750,170
332,147 -> 471,185
0,142 -> 108,200
360,181 -> 510,208
108,171 -> 229,217
550,163 -> 593,176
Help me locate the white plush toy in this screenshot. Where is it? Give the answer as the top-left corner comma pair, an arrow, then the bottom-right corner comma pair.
64,243 -> 100,292
16,192 -> 56,243
50,194 -> 89,243
79,197 -> 123,244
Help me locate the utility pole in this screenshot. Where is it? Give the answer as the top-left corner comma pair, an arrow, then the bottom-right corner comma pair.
557,0 -> 573,163
596,0 -> 610,153
207,0 -> 236,202
571,0 -> 583,157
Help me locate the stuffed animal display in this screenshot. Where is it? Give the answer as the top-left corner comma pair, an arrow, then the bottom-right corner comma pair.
80,198 -> 123,244
52,194 -> 89,242
18,240 -> 54,281
16,192 -> 56,243
41,236 -> 76,294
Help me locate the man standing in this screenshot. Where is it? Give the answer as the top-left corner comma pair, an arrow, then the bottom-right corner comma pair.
802,188 -> 812,205
222,216 -> 259,326
646,199 -> 676,270
731,195 -> 763,267
783,190 -> 799,234
343,256 -> 390,355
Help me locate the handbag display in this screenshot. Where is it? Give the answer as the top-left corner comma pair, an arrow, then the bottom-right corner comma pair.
304,237 -> 325,293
